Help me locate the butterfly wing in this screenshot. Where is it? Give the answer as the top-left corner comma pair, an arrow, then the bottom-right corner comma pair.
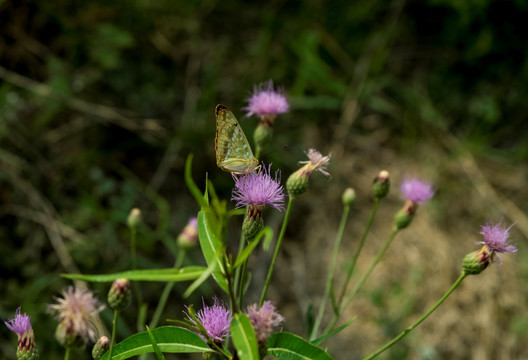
215,104 -> 259,173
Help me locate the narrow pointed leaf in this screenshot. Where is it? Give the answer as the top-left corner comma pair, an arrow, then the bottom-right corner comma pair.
145,325 -> 166,360
61,266 -> 206,282
185,154 -> 208,208
311,318 -> 355,346
234,227 -> 273,268
267,332 -> 334,360
99,326 -> 212,360
183,260 -> 217,298
231,313 -> 259,360
197,210 -> 229,293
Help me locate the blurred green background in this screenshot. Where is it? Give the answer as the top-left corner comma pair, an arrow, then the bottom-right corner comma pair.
1,0 -> 527,359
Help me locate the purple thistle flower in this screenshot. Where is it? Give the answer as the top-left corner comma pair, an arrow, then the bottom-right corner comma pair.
246,301 -> 284,344
185,298 -> 232,343
49,286 -> 104,346
243,80 -> 289,119
232,163 -> 285,211
478,221 -> 517,264
5,307 -> 32,337
400,176 -> 435,204
5,307 -> 37,352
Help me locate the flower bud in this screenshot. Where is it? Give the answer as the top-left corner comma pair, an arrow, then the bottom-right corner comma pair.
342,188 -> 356,206
372,170 -> 390,199
92,336 -> 109,360
177,217 -> 199,250
17,347 -> 39,360
286,169 -> 309,197
127,208 -> 141,228
393,200 -> 417,230
462,246 -> 490,275
108,278 -> 131,312
243,208 -> 264,241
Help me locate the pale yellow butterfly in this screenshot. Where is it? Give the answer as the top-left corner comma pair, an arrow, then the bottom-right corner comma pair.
215,104 -> 259,174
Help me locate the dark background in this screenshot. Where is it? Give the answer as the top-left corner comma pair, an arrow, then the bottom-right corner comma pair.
1,0 -> 527,359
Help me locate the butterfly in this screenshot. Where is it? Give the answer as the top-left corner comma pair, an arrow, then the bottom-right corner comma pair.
215,104 -> 259,174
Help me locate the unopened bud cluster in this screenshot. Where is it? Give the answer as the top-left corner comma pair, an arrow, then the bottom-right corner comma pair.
92,336 -> 109,360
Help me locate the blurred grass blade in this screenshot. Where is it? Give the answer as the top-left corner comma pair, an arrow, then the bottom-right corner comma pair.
99,326 -> 211,360
61,266 -> 206,282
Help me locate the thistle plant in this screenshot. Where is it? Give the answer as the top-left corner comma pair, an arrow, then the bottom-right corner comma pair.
20,80 -> 519,360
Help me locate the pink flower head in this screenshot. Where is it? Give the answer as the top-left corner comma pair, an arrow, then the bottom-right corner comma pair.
185,297 -> 232,343
246,301 -> 283,344
478,221 -> 517,264
299,149 -> 331,177
5,307 -> 32,336
243,80 -> 289,119
49,286 -> 104,345
5,307 -> 36,351
232,163 -> 285,211
400,176 -> 434,204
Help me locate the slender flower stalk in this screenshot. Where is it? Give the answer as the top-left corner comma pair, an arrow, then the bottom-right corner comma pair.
363,272 -> 468,360
260,196 -> 294,306
363,222 -> 517,359
337,198 -> 380,310
107,279 -> 131,360
310,192 -> 352,341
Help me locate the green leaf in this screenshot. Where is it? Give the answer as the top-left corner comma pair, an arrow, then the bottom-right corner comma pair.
311,318 -> 355,346
61,266 -> 206,282
267,332 -> 334,360
197,210 -> 229,293
145,325 -> 166,360
183,260 -> 217,298
185,154 -> 208,208
231,313 -> 259,360
99,326 -> 212,360
233,226 -> 273,268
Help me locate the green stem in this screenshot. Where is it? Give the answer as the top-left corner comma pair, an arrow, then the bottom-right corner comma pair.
324,226 -> 400,334
109,310 -> 119,360
238,258 -> 249,310
337,198 -> 380,308
224,256 -> 240,314
259,196 -> 295,306
64,347 -> 71,360
363,272 -> 468,360
234,207 -> 249,308
310,204 -> 351,340
130,227 -> 143,306
149,250 -> 186,329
